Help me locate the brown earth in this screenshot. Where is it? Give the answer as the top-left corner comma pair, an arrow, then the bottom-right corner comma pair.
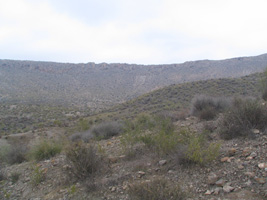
0,117 -> 267,200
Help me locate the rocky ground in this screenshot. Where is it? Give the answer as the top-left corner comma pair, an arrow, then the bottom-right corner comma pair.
0,117 -> 267,200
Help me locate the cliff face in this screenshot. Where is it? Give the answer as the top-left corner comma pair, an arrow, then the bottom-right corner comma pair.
0,53 -> 267,108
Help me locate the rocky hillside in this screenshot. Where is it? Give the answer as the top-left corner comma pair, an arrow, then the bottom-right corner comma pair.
0,115 -> 266,199
1,53 -> 267,108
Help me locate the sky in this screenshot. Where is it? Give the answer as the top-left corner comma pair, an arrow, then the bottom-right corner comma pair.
0,0 -> 267,64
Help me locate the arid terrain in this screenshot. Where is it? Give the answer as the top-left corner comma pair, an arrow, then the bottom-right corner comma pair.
1,55 -> 267,200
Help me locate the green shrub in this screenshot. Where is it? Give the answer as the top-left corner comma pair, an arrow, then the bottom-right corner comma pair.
135,114 -> 156,130
185,135 -> 220,164
121,115 -> 220,164
76,118 -> 91,131
65,142 -> 104,180
91,121 -> 124,140
191,95 -> 230,120
175,129 -> 220,165
219,98 -> 267,139
30,164 -> 46,186
128,178 -> 187,200
29,140 -> 62,161
121,115 -> 177,156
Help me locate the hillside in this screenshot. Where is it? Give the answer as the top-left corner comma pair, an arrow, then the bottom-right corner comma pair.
1,111 -> 267,199
0,60 -> 267,200
1,53 -> 267,109
0,72 -> 262,136
90,73 -> 262,121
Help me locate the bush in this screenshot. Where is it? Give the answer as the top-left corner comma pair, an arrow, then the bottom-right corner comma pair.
75,118 -> 91,132
121,115 -> 177,156
121,115 -> 220,164
128,178 -> 186,200
191,95 -> 230,120
219,98 -> 267,139
157,110 -> 189,121
4,143 -> 28,165
30,164 -> 46,186
185,134 -> 220,164
260,67 -> 267,100
29,140 -> 62,161
69,131 -> 93,143
91,121 -> 124,140
175,129 -> 220,165
65,142 -> 104,180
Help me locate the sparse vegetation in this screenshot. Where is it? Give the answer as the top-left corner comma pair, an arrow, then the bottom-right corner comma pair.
121,115 -> 178,156
10,172 -> 20,184
65,142 -> 104,180
128,178 -> 187,200
0,168 -> 4,181
30,164 -> 46,186
75,118 -> 91,132
173,129 -> 220,165
185,134 -> 220,165
2,143 -> 28,165
69,120 -> 124,142
260,67 -> 267,100
121,115 -> 220,164
91,121 -> 124,140
91,73 -> 261,123
157,110 -> 189,121
0,103 -> 91,136
1,58 -> 267,199
219,98 -> 267,139
28,139 -> 62,161
69,131 -> 93,143
191,95 -> 230,120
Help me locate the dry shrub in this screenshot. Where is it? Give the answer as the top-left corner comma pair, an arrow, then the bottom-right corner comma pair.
65,142 -> 105,180
157,109 -> 189,122
191,95 -> 230,120
5,142 -> 28,165
202,121 -> 217,133
91,121 -> 124,139
219,98 -> 267,139
128,178 -> 187,200
69,131 -> 93,143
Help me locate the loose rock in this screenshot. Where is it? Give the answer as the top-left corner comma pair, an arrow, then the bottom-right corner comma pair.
215,179 -> 225,187
207,173 -> 218,185
254,177 -> 266,184
159,160 -> 167,166
223,185 -> 235,193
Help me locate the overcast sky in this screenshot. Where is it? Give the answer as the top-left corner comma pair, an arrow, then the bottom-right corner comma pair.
0,0 -> 267,64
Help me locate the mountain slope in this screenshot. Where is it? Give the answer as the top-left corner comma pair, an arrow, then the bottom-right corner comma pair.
0,53 -> 267,109
91,73 -> 262,121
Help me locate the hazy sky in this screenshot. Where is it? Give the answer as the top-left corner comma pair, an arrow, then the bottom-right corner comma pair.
0,0 -> 267,64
